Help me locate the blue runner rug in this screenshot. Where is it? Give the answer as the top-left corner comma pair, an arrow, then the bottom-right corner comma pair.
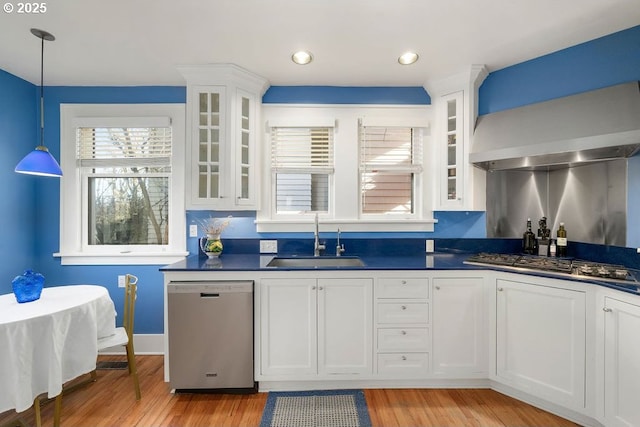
259,389 -> 372,427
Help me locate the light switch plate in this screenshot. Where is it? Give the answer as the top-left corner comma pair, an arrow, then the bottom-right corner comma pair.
426,239 -> 434,253
260,240 -> 278,253
118,275 -> 126,288
189,224 -> 198,237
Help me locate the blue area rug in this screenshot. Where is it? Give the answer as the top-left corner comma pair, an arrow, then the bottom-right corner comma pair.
260,389 -> 372,427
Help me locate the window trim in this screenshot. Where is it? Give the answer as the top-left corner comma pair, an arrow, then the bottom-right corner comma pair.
56,104 -> 187,265
257,104 -> 436,233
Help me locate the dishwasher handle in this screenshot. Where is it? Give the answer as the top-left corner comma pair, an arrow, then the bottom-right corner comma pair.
200,293 -> 220,298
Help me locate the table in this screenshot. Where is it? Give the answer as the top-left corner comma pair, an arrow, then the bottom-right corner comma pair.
0,285 -> 116,414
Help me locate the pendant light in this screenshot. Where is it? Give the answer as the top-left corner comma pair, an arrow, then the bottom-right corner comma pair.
15,28 -> 62,177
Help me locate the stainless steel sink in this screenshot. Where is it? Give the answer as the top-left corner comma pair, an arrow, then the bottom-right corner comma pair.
266,256 -> 365,268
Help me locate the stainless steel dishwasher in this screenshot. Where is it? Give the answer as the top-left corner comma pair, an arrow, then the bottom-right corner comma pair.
167,280 -> 255,392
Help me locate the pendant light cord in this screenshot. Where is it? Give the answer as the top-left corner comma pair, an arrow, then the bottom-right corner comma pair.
39,33 -> 45,147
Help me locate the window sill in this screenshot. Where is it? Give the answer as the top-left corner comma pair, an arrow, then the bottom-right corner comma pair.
255,218 -> 437,233
53,251 -> 189,266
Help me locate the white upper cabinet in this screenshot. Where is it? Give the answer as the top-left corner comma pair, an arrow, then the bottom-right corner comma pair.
180,64 -> 269,210
425,65 -> 487,210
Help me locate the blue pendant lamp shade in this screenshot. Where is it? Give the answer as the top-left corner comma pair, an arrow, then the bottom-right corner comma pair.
15,28 -> 62,177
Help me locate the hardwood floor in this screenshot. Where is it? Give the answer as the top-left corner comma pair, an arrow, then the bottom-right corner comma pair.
1,355 -> 578,427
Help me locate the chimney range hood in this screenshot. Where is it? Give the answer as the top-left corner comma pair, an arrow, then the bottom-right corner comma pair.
471,82 -> 640,171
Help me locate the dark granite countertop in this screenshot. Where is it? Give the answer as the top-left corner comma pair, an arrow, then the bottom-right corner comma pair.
160,252 -> 476,271
161,252 -> 640,296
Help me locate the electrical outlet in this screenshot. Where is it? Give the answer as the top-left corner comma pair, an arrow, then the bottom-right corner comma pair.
260,240 -> 278,253
426,239 -> 434,253
189,224 -> 198,237
118,275 -> 126,288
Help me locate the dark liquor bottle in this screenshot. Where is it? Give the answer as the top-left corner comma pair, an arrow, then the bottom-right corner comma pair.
523,218 -> 537,254
557,222 -> 568,257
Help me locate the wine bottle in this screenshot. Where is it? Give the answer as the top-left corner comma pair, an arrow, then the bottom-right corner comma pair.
523,218 -> 537,255
557,222 -> 568,257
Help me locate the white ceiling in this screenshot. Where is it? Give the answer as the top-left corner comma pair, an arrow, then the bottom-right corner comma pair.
0,0 -> 638,88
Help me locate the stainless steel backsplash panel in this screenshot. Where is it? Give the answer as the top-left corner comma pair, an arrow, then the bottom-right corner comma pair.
486,159 -> 626,246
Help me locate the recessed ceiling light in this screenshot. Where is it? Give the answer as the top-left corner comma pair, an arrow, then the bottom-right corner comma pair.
398,52 -> 419,65
292,51 -> 313,65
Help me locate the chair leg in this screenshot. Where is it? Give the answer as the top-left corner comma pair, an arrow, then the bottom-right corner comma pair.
125,342 -> 141,400
33,397 -> 41,427
53,394 -> 62,427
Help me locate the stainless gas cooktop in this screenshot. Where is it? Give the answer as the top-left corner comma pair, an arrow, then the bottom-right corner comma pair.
465,253 -> 638,286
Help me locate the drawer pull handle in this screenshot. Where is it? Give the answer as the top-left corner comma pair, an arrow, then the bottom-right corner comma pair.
401,305 -> 407,310
603,307 -> 612,312
401,355 -> 407,361
401,330 -> 407,335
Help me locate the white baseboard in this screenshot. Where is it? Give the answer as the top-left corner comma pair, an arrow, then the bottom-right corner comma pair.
98,333 -> 164,355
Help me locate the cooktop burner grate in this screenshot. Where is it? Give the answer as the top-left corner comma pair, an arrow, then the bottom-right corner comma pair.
464,253 -> 638,285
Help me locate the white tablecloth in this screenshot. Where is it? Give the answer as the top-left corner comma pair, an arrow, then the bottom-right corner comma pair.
0,285 -> 116,413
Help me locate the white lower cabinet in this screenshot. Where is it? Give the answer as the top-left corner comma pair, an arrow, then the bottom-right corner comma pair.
495,278 -> 587,411
260,277 -> 373,378
602,296 -> 640,427
374,277 -> 430,377
432,276 -> 487,377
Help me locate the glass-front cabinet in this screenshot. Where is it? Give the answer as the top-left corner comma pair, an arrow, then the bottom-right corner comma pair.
441,91 -> 464,207
196,88 -> 225,200
181,65 -> 268,210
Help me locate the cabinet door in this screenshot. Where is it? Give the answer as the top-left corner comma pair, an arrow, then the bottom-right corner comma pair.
260,278 -> 317,376
317,278 -> 373,375
432,277 -> 486,376
233,89 -> 258,208
496,279 -> 586,410
440,91 -> 464,208
189,86 -> 227,207
603,297 -> 640,427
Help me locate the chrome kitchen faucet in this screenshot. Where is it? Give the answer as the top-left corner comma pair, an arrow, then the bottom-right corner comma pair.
314,213 -> 325,256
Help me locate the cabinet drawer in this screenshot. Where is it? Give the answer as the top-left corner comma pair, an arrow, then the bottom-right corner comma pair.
377,328 -> 430,351
377,353 -> 430,375
376,278 -> 429,299
377,302 -> 429,324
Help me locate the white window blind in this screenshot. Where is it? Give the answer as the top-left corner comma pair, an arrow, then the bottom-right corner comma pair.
359,125 -> 423,214
271,126 -> 333,213
77,127 -> 172,169
271,127 -> 334,173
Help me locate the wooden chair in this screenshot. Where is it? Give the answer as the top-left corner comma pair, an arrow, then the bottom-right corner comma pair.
92,274 -> 141,400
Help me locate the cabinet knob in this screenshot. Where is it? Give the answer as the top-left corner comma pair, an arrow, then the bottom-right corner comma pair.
401,355 -> 407,361
319,286 -> 323,291
401,280 -> 407,285
401,305 -> 407,310
401,330 -> 407,335
435,285 -> 440,290
497,287 -> 504,292
603,307 -> 612,312
312,286 -> 316,290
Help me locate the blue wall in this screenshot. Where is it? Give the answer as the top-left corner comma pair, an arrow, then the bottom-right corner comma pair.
0,70 -> 37,294
1,24 -> 638,334
479,25 -> 640,114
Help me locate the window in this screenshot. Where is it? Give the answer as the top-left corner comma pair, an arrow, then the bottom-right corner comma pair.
58,104 -> 186,265
359,125 -> 423,216
257,105 -> 434,232
270,126 -> 334,214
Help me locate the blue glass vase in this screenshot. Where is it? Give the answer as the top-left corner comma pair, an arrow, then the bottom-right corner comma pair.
12,269 -> 45,303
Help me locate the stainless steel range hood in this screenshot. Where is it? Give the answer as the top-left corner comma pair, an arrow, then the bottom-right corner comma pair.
471,82 -> 640,171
